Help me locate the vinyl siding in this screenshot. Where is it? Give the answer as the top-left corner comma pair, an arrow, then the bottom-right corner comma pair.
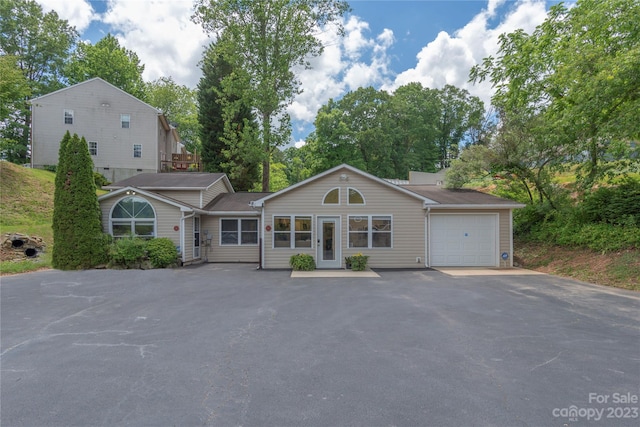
31,79 -> 172,182
426,209 -> 513,267
155,190 -> 201,207
202,216 -> 260,262
262,168 -> 426,269
99,194 -> 183,249
202,179 -> 230,207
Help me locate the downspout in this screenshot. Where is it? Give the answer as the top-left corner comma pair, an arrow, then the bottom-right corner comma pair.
180,209 -> 195,265
425,206 -> 431,268
260,205 -> 265,269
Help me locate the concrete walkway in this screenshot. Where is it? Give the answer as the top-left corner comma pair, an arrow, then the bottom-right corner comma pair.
435,267 -> 546,276
291,269 -> 380,278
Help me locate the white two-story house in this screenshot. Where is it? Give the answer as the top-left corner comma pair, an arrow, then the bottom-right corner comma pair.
30,77 -> 182,183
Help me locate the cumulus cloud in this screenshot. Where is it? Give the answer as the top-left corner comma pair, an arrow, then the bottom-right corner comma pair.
387,0 -> 548,106
101,0 -> 210,87
36,0 -> 94,32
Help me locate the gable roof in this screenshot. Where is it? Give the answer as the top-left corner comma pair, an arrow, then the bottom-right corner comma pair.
98,186 -> 200,212
251,164 -> 436,206
29,77 -> 161,114
402,185 -> 525,209
104,172 -> 232,192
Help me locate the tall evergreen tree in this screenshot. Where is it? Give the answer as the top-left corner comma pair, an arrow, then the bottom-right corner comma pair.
52,132 -> 108,270
198,42 -> 259,191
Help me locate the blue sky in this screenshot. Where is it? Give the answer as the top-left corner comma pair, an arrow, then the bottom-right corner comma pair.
35,0 -> 561,145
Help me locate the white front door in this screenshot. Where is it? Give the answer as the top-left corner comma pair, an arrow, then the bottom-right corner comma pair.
317,217 -> 341,269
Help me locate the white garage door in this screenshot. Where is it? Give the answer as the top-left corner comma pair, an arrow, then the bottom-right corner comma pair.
430,214 -> 497,267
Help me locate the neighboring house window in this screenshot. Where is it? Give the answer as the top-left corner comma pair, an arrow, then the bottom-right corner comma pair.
64,109 -> 74,124
273,215 -> 312,248
220,219 -> 258,245
121,114 -> 130,128
323,188 -> 340,205
110,196 -> 156,238
133,144 -> 142,158
348,215 -> 392,248
88,141 -> 97,156
348,188 -> 365,205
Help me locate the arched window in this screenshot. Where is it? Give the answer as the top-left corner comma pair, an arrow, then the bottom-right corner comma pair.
110,196 -> 156,238
348,188 -> 365,205
323,187 -> 340,205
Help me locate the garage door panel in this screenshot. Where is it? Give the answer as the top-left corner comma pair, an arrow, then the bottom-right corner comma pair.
430,214 -> 497,267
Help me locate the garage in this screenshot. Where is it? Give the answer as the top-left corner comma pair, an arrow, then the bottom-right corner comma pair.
429,214 -> 498,267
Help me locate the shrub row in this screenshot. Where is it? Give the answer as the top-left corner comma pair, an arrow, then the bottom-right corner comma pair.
108,236 -> 179,269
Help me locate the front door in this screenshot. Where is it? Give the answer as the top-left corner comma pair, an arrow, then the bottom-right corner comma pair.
317,217 -> 340,268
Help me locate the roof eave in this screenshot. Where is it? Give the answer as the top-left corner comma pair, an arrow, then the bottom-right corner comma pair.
427,203 -> 526,209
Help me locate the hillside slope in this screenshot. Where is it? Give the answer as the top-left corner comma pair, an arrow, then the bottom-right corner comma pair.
1,161 -> 55,226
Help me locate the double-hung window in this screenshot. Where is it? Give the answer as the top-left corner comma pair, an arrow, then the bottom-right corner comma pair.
64,109 -> 74,124
88,141 -> 98,156
133,144 -> 142,158
220,219 -> 258,245
273,215 -> 312,248
121,114 -> 130,128
348,215 -> 392,248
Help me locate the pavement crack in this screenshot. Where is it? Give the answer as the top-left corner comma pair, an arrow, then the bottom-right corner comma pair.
530,350 -> 564,372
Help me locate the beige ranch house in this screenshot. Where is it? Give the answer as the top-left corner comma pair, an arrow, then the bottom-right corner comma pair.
98,164 -> 524,269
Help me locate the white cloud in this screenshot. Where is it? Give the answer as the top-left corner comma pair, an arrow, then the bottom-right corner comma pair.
101,0 -> 210,87
387,0 -> 548,106
36,0 -> 95,32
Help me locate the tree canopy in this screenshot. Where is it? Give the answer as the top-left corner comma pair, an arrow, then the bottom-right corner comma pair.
193,0 -> 350,191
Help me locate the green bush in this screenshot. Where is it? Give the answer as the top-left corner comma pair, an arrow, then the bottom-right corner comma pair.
350,253 -> 369,271
93,172 -> 111,188
146,238 -> 178,268
109,237 -> 147,269
576,178 -> 640,226
289,253 -> 315,271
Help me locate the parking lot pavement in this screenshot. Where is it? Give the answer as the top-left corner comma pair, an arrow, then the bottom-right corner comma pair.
1,264 -> 639,426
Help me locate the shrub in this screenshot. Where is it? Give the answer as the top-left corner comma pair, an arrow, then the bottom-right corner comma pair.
109,237 -> 147,269
576,178 -> 640,226
146,238 -> 178,268
289,253 -> 315,271
350,252 -> 369,271
93,172 -> 110,188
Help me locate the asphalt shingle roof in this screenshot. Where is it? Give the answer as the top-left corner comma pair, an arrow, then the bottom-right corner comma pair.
401,185 -> 522,205
105,173 -> 226,190
204,192 -> 271,212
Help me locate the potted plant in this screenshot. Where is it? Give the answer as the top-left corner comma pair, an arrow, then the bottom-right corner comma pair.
350,252 -> 369,271
344,256 -> 353,269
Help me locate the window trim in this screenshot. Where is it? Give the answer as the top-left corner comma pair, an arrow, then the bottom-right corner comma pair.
347,187 -> 366,205
348,214 -> 393,249
109,196 -> 157,239
272,214 -> 313,249
88,141 -> 98,156
219,218 -> 259,246
64,109 -> 74,125
322,187 -> 340,205
121,113 -> 130,129
133,144 -> 142,158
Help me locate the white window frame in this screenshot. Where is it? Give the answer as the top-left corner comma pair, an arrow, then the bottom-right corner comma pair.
348,215 -> 393,249
322,187 -> 340,205
121,114 -> 130,129
109,196 -> 157,239
133,144 -> 142,158
64,109 -> 74,125
347,187 -> 366,205
88,141 -> 98,156
219,218 -> 259,246
272,215 -> 313,249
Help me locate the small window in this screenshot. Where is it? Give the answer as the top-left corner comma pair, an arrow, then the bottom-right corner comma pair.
295,216 -> 312,248
323,188 -> 340,205
133,144 -> 142,158
88,141 -> 97,156
348,188 -> 365,205
121,114 -> 130,129
64,109 -> 74,125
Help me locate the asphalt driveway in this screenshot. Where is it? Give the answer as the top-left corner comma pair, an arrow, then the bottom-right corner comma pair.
1,265 -> 639,426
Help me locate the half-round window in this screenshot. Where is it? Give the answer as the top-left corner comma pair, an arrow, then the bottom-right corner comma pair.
348,188 -> 365,205
323,188 -> 340,205
110,196 -> 156,238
